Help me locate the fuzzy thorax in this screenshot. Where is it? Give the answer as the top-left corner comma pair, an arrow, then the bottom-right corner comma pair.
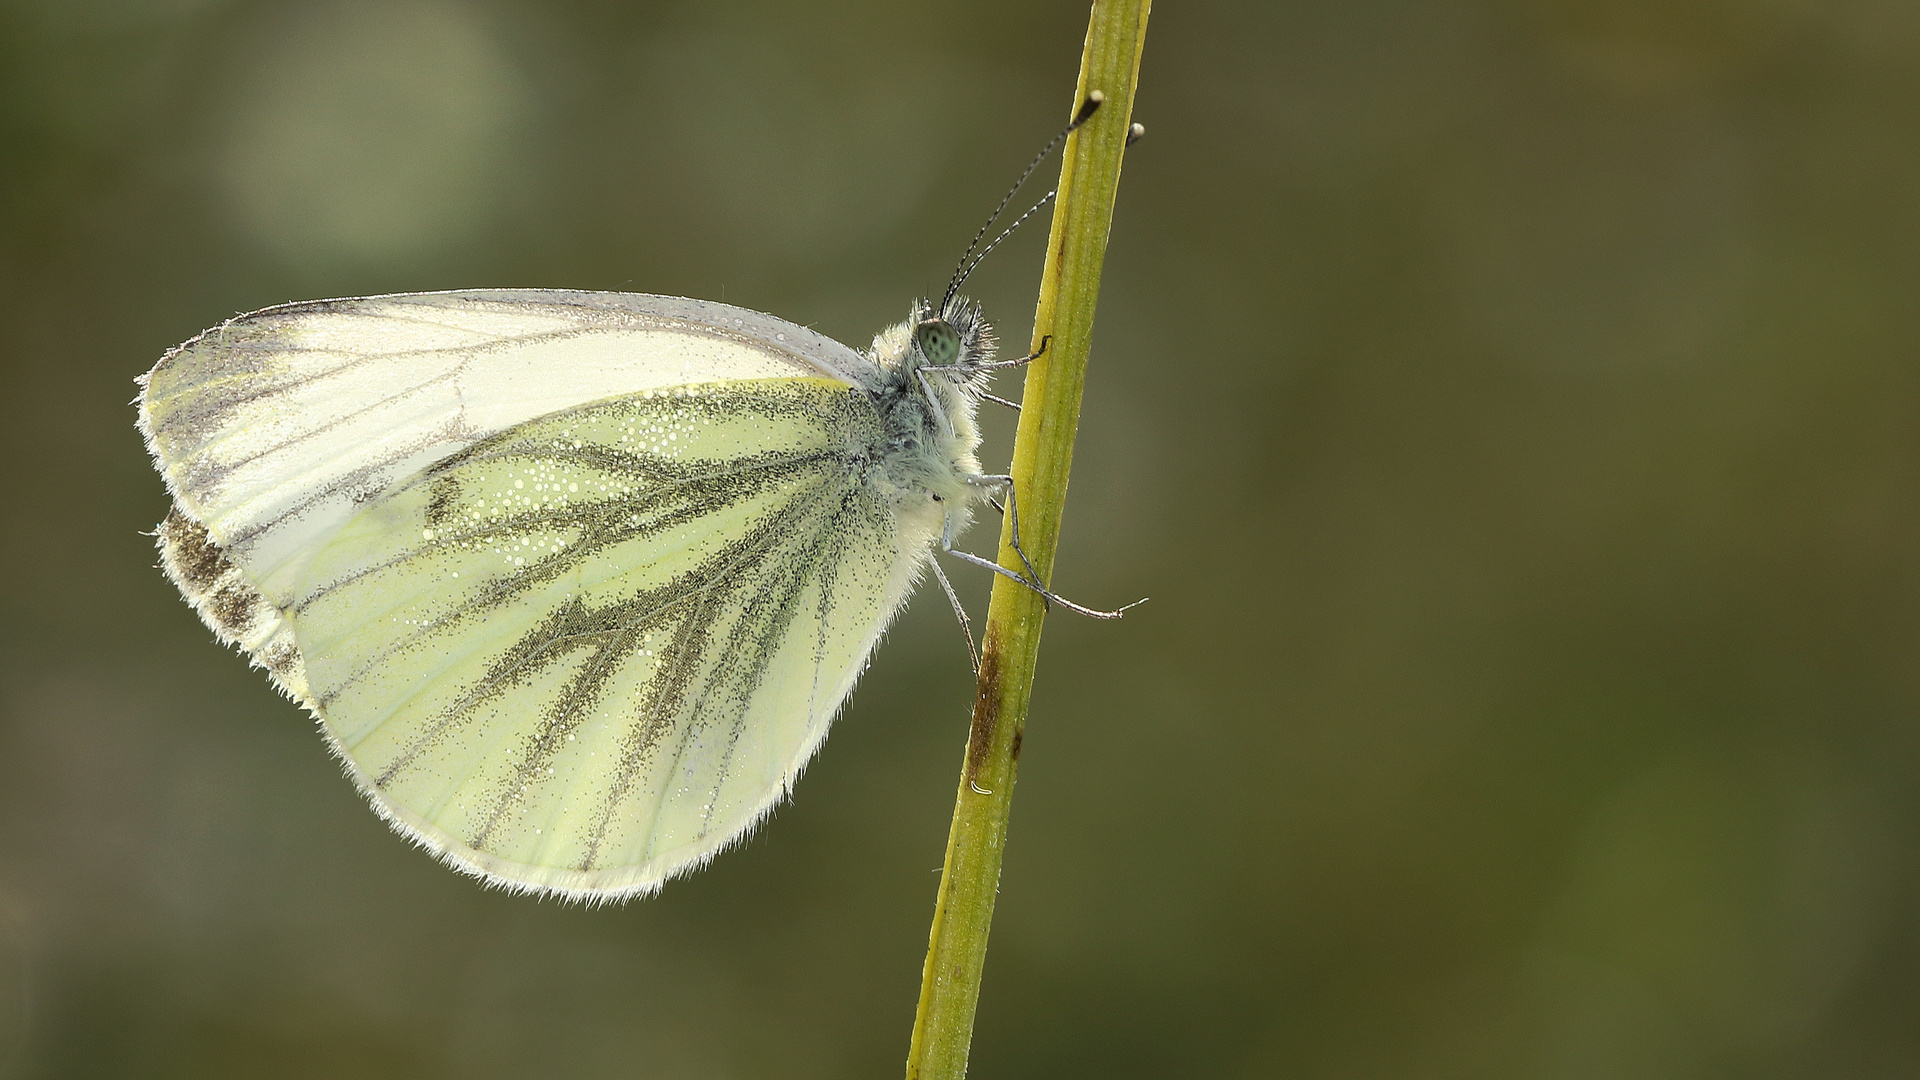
863,299 -> 994,517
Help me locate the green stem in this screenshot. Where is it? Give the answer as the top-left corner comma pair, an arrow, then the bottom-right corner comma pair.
903,4 -> 1151,1078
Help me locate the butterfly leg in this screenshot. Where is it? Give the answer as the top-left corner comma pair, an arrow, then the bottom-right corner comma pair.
928,557 -> 979,673
964,474 -> 1044,586
923,334 -> 1051,381
921,335 -> 1050,414
940,476 -> 1140,620
978,333 -> 1051,372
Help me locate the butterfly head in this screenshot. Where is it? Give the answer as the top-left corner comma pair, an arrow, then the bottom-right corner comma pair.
903,295 -> 996,388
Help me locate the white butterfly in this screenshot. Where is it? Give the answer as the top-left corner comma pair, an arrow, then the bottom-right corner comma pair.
136,287 -> 1073,900
137,92 -> 1140,901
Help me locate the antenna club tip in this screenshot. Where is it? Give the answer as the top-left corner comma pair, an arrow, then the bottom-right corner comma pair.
1073,91 -> 1104,126
1126,121 -> 1146,146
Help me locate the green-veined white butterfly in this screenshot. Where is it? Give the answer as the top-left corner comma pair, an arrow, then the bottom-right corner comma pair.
138,98 -> 1124,902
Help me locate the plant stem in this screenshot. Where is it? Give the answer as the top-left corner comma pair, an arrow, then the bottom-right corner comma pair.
903,4 -> 1151,1078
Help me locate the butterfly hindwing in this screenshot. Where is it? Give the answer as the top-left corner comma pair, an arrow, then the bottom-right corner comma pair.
287,378 -> 909,896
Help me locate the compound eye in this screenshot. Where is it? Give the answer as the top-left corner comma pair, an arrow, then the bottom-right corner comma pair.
915,319 -> 961,364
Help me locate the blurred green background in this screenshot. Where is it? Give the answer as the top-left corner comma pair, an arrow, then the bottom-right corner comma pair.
3,0 -> 1918,1076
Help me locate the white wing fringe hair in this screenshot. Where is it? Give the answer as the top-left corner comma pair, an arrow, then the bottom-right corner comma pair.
138,289 -> 994,902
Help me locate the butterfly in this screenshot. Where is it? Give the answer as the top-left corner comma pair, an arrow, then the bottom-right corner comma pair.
138,286 -> 1034,899
137,98 -> 1125,902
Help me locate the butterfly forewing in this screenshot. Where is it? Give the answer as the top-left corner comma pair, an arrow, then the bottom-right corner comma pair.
286,377 -> 903,896
139,291 -> 871,612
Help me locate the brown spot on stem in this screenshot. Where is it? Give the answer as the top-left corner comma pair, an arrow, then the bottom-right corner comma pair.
964,647 -> 1001,787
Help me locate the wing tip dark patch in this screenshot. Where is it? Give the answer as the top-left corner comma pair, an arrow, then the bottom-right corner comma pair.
208,581 -> 261,635
158,506 -> 228,595
260,639 -> 300,676
157,503 -> 292,657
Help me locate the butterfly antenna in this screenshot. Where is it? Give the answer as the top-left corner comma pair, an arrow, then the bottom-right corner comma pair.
952,191 -> 1058,298
941,91 -> 1104,313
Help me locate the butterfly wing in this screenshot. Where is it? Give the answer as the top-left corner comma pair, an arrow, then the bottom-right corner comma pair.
140,290 -> 875,612
141,292 -> 920,898
294,378 -> 915,896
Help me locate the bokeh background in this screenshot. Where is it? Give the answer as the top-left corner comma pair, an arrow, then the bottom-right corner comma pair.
3,0 -> 1918,1076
